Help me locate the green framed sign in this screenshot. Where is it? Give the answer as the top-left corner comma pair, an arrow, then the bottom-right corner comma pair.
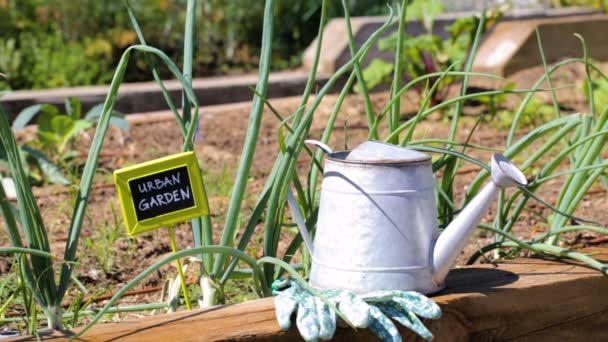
113,152 -> 208,235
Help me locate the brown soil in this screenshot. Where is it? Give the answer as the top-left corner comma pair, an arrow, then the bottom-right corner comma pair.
2,62 -> 608,326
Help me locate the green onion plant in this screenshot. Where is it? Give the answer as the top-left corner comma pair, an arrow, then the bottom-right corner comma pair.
3,0 -> 608,337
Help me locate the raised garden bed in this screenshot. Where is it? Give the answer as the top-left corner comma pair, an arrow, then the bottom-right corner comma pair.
3,84 -> 608,326
8,245 -> 608,341
3,2 -> 608,339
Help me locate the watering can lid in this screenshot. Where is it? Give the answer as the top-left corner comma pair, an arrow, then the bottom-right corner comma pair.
345,141 -> 430,163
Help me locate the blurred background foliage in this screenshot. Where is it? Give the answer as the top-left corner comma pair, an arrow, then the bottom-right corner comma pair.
0,0 -> 393,90
551,0 -> 606,7
0,0 -> 604,91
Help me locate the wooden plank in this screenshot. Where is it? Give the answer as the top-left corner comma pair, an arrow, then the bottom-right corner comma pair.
9,247 -> 608,341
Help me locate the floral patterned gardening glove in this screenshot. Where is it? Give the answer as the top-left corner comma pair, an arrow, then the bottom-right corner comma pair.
272,277 -> 441,342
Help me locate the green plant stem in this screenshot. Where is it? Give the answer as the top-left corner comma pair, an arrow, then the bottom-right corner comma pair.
1,303 -> 170,323
388,0 -> 408,143
384,87 -> 558,143
464,114 -> 580,204
219,191 -> 271,284
308,72 -> 357,206
168,227 -> 192,310
0,106 -> 57,316
468,239 -> 607,275
504,57 -> 608,146
437,12 -> 486,226
403,63 -> 457,144
370,71 -> 502,134
213,0 -> 276,277
56,44 -> 202,308
494,119 -> 583,238
534,225 -> 608,242
549,108 -> 608,243
178,0 -> 215,274
287,72 -> 357,264
0,181 -> 23,248
447,12 -> 485,143
532,160 -> 608,184
294,0 -> 328,125
73,246 -> 268,340
535,28 -> 561,118
341,0 -> 376,138
270,0 -> 330,209
182,0 -> 195,125
262,12 -> 396,284
0,247 -> 55,259
408,139 -> 499,151
123,0 -> 186,135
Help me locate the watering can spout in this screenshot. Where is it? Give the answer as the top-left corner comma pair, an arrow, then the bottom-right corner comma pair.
431,154 -> 527,286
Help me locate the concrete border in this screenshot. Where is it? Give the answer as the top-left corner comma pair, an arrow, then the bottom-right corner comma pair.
302,7 -> 603,77
1,70 -> 342,121
473,13 -> 608,76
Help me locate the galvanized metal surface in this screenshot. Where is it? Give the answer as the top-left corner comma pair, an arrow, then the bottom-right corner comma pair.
292,141 -> 527,294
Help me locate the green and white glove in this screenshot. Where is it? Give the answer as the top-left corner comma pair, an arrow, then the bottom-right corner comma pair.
362,290 -> 441,341
272,277 -> 441,342
272,278 -> 370,341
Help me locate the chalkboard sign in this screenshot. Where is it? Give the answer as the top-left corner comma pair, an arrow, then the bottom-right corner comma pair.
114,152 -> 208,235
128,165 -> 195,221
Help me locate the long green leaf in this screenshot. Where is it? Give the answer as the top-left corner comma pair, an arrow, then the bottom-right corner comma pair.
57,44 -> 202,305
308,72 -> 357,209
73,246 -> 268,340
384,87 -> 567,143
12,104 -> 42,130
506,58 -> 586,146
123,0 -> 186,135
0,169 -> 23,247
463,114 -> 581,204
402,62 -> 458,144
262,10 -> 396,284
213,0 -> 276,276
0,247 -> 55,259
21,146 -> 70,185
388,0 -> 409,143
0,105 -> 57,308
342,0 -> 376,138
468,239 -> 607,275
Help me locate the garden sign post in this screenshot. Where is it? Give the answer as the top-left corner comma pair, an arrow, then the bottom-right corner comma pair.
114,151 -> 209,309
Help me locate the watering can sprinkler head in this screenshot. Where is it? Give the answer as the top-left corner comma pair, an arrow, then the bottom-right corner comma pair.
490,153 -> 528,188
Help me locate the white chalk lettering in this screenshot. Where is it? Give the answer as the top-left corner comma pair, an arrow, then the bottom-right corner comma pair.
138,198 -> 149,211
136,185 -> 193,212
138,183 -> 147,193
137,171 -> 184,193
156,194 -> 166,206
180,187 -> 191,200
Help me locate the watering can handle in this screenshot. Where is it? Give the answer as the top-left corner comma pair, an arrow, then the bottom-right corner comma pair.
285,140 -> 333,254
305,139 -> 333,154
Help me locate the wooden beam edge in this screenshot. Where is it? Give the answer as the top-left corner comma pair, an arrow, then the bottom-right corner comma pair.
8,248 -> 608,341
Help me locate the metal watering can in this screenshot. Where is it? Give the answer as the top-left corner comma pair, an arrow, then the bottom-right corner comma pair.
288,140 -> 527,294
